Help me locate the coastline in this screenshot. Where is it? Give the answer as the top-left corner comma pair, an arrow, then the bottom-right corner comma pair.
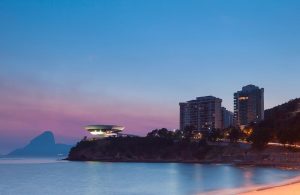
66,158 -> 300,171
201,175 -> 300,195
67,138 -> 300,170
240,175 -> 300,195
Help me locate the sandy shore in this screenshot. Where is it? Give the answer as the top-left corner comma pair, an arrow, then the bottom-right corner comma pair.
201,175 -> 300,195
240,176 -> 300,195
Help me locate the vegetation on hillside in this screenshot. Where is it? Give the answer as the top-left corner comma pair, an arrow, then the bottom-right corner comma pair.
68,98 -> 300,162
68,136 -> 211,161
144,99 -> 300,149
250,98 -> 300,148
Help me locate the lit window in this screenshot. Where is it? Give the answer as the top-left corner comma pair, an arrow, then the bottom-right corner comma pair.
239,97 -> 248,100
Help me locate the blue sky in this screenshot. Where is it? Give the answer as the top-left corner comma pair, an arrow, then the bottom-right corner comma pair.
0,0 -> 300,153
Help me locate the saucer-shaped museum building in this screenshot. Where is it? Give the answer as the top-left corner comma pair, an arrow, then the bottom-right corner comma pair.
84,125 -> 125,137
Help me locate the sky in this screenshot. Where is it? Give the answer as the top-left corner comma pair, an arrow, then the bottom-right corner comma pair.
0,0 -> 300,153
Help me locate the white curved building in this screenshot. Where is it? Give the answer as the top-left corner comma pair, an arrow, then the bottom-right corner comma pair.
84,125 -> 125,137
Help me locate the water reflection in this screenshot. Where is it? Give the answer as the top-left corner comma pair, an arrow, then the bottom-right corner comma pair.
0,159 -> 299,195
242,168 -> 254,187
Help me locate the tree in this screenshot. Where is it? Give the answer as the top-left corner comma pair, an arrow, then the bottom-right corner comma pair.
208,128 -> 222,142
182,125 -> 196,140
276,114 -> 300,146
249,126 -> 273,149
173,129 -> 184,140
146,128 -> 174,139
146,129 -> 159,138
277,128 -> 289,146
228,127 -> 241,143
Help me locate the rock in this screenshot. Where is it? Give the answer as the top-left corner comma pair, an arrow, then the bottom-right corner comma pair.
7,131 -> 73,157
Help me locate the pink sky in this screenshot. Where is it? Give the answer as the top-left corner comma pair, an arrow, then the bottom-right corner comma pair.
0,76 -> 178,154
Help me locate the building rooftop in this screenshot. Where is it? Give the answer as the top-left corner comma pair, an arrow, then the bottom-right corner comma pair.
84,125 -> 125,137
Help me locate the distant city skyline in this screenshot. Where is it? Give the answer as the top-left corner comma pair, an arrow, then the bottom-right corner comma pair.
1,0 -> 300,153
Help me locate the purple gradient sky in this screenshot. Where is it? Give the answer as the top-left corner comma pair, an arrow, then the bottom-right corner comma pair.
1,0 -> 300,153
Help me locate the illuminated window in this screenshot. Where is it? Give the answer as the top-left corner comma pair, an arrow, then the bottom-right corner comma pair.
239,97 -> 248,100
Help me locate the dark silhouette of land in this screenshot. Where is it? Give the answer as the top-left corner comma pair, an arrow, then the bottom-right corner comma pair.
67,98 -> 300,169
68,137 -> 213,162
250,98 -> 300,148
7,131 -> 72,157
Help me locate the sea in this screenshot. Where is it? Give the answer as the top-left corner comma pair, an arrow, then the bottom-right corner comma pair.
0,158 -> 299,195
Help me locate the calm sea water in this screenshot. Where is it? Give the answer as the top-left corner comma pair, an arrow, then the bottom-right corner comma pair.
0,158 -> 299,195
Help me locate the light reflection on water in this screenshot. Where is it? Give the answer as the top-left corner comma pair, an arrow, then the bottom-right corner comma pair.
0,158 -> 299,195
0,157 -> 67,164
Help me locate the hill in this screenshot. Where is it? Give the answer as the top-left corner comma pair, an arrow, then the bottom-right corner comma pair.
265,98 -> 300,120
7,131 -> 73,157
263,98 -> 300,133
250,98 -> 300,148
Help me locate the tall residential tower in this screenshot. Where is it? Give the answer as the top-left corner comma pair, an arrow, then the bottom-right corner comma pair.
234,85 -> 264,127
221,107 -> 234,129
179,96 -> 222,131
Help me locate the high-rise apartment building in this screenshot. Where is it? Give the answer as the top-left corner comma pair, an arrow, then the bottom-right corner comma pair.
221,107 -> 233,129
234,85 -> 264,127
179,96 -> 222,131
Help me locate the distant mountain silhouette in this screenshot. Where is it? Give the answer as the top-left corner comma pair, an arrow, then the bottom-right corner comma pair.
7,131 -> 72,157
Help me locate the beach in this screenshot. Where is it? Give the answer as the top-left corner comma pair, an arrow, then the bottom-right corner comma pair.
201,175 -> 300,195
240,177 -> 300,195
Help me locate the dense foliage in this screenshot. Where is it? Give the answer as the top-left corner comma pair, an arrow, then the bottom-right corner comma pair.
69,136 -> 210,161
250,98 -> 300,148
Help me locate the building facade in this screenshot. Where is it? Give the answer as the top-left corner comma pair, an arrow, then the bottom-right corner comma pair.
221,107 -> 234,129
179,96 -> 222,131
234,85 -> 264,127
